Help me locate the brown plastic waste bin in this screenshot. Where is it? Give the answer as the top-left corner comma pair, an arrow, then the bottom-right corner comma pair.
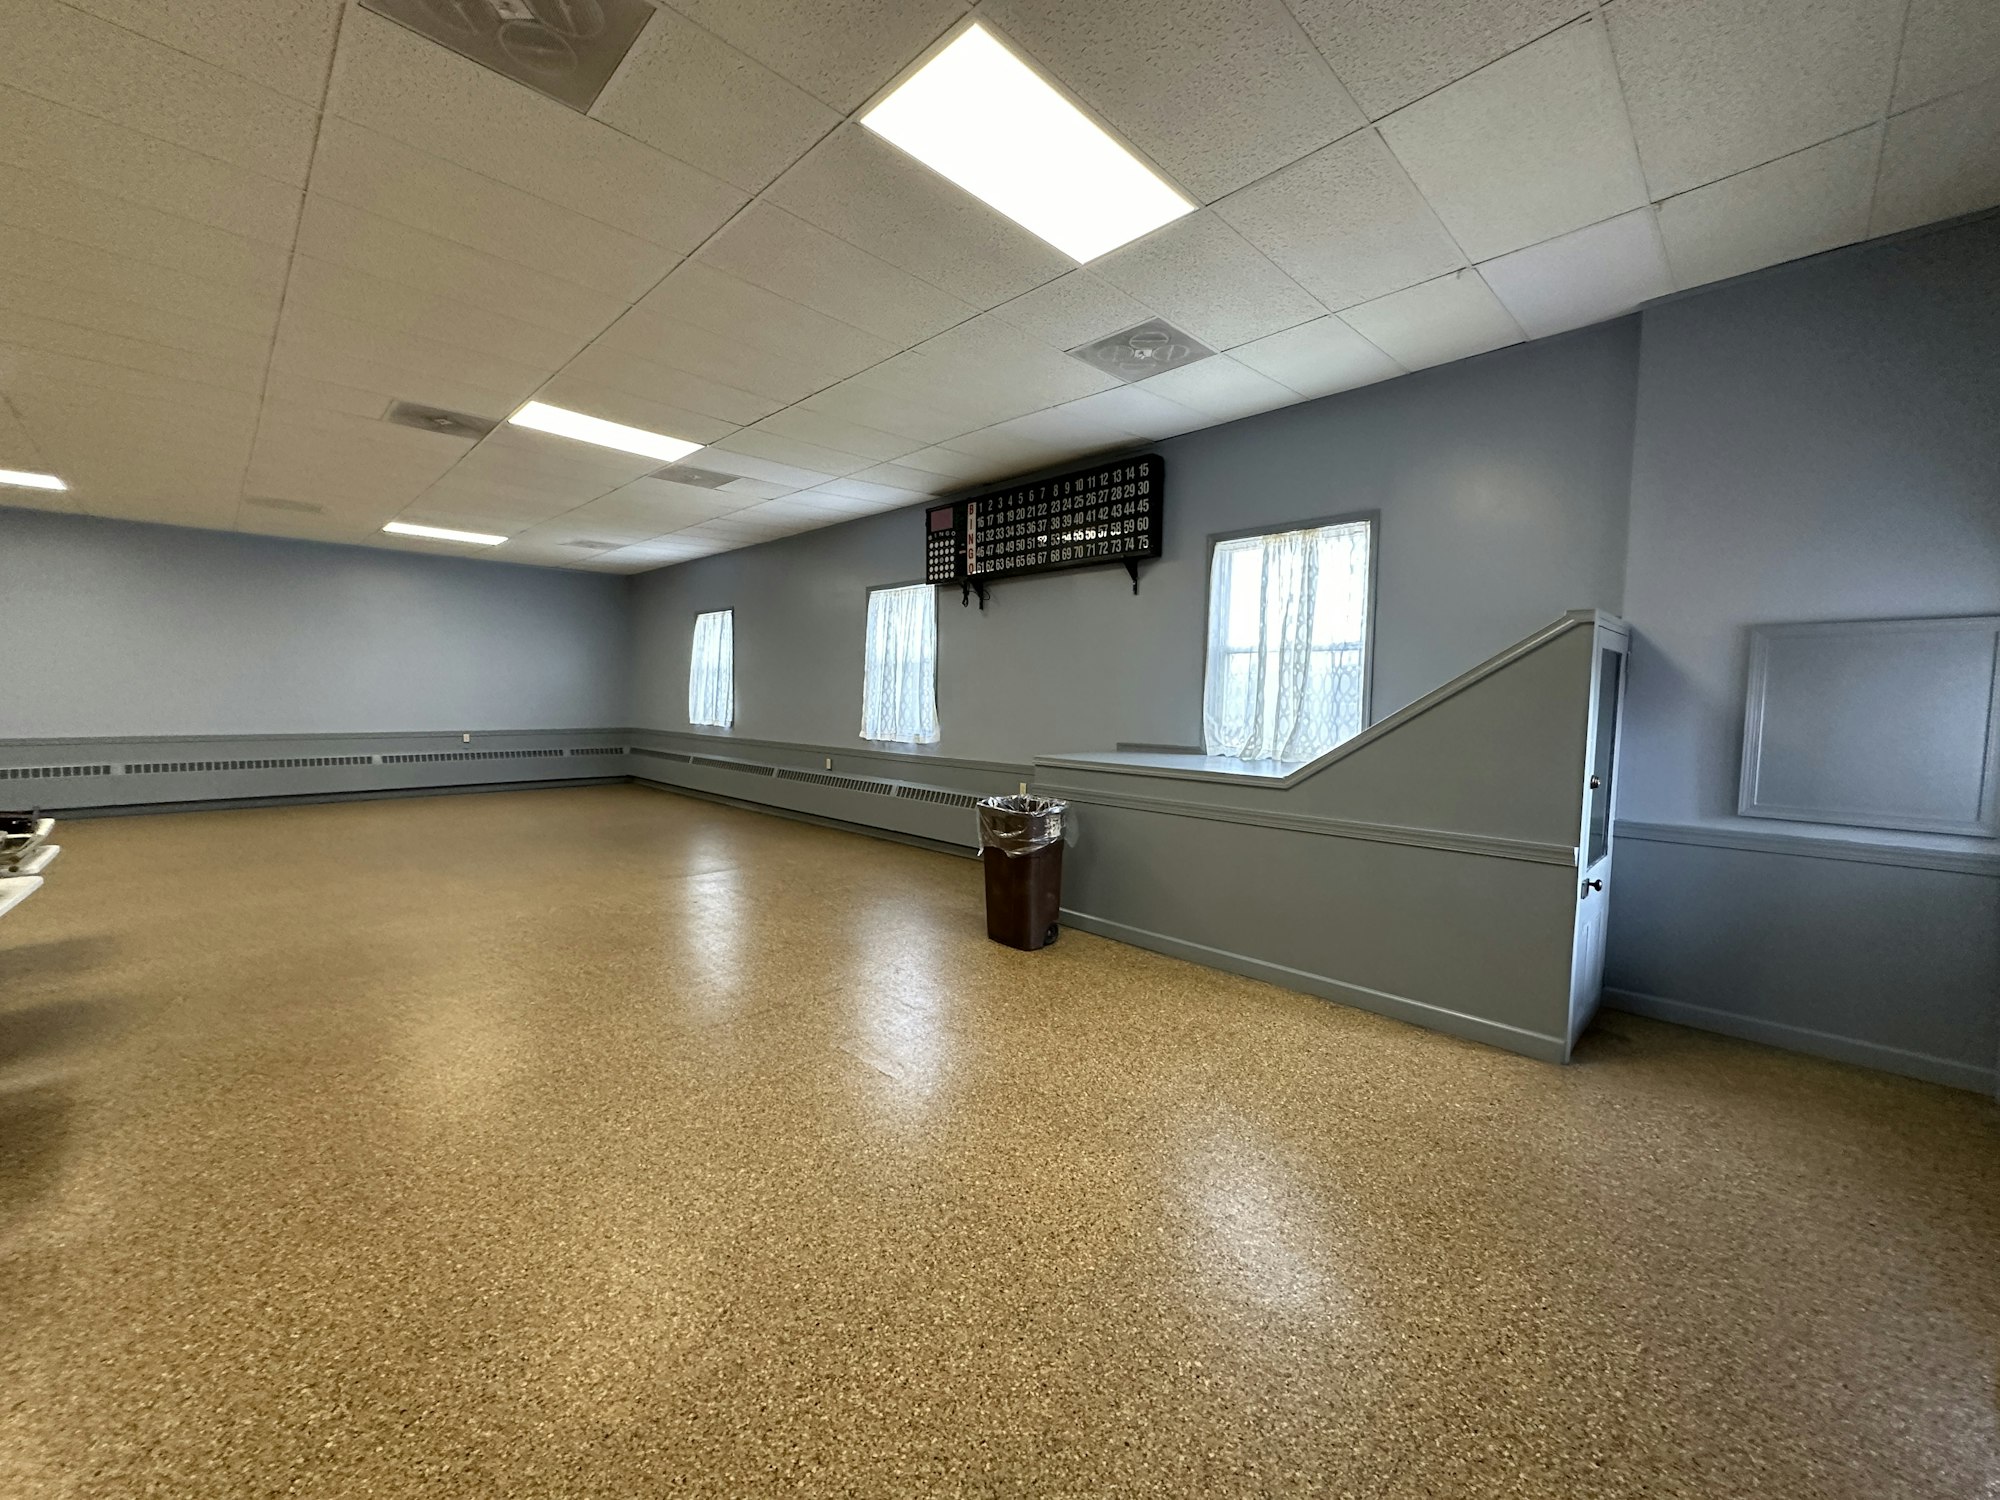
976,796 -> 1067,951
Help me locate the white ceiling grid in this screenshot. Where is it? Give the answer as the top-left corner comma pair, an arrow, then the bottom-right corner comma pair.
0,0 -> 1990,573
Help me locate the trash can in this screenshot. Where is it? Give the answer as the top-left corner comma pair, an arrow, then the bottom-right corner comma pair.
976,795 -> 1067,951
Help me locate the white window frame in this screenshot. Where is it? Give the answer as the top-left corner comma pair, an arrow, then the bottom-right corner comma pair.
1200,514 -> 1377,764
861,583 -> 940,745
688,608 -> 734,729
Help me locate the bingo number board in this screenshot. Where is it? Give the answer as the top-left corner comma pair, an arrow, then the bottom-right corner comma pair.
921,453 -> 1164,587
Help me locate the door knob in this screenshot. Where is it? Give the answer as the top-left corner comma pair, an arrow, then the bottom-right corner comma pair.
1588,775 -> 1602,790
1584,878 -> 1603,893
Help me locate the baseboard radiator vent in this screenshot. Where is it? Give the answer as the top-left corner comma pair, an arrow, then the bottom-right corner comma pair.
691,756 -> 776,776
896,785 -> 979,808
777,769 -> 892,796
3,764 -> 115,780
126,756 -> 374,775
382,748 -> 567,765
631,747 -> 691,763
566,746 -> 628,758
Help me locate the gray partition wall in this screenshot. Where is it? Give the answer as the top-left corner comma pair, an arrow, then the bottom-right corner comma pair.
1035,613 -> 1624,1063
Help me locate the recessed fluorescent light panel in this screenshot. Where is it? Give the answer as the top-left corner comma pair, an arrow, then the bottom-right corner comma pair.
383,521 -> 507,546
860,22 -> 1194,263
0,468 -> 66,491
507,400 -> 703,464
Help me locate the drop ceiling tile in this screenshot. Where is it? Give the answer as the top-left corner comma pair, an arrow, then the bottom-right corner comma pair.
992,405 -> 1150,454
1227,315 -> 1405,396
266,340 -> 523,427
550,342 -> 783,428
698,201 -> 979,348
990,272 -> 1156,352
295,198 -> 625,341
1380,19 -> 1647,260
0,0 -> 318,183
750,409 -> 919,464
54,0 -> 341,104
309,118 -> 678,302
582,479 -> 749,529
594,306 -> 846,407
1605,0 -> 1904,199
0,273 -> 273,367
665,0 -> 968,113
811,476 -> 930,506
0,306 -> 265,394
708,427 -> 874,477
1656,126 -> 1880,289
980,0 -> 1363,202
1214,130 -> 1465,311
1092,211 -> 1324,349
287,258 -> 590,372
277,304 -> 550,403
1051,384 -> 1208,440
1478,209 -> 1672,337
0,400 -> 50,471
263,370 -> 392,420
1337,269 -> 1523,369
716,475 -> 795,502
1288,0 -> 1588,120
635,260 -> 899,375
849,461 -> 952,492
1870,78 -> 2000,235
1130,355 -> 1301,421
1893,0 -> 2000,112
893,445 -> 1004,481
591,7 -> 840,192
939,424 -> 1069,466
0,85 -> 302,248
0,223 -> 280,340
695,445 -> 840,491
0,351 -> 262,422
793,377 -> 978,446
329,8 -> 745,253
0,161 -> 291,302
908,314 -> 1120,409
767,125 -> 1073,306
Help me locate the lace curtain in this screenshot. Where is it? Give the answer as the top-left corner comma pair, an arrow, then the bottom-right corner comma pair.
1202,522 -> 1371,762
861,584 -> 940,744
688,610 -> 733,728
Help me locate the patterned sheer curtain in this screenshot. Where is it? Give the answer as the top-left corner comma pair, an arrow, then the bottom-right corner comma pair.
688,610 -> 733,728
1202,521 -> 1372,762
861,584 -> 940,744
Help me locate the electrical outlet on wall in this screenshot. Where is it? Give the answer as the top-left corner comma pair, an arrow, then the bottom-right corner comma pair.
824,757 -> 832,770
463,733 -> 471,743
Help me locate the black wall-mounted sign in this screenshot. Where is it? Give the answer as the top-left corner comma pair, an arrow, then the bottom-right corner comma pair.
923,453 -> 1163,594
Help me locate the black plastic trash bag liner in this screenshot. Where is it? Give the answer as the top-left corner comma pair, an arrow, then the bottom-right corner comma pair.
976,795 -> 1066,855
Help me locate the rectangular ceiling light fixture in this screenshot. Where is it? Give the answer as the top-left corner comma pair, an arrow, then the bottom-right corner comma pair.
383,520 -> 508,546
508,400 -> 703,464
860,22 -> 1194,263
0,468 -> 66,491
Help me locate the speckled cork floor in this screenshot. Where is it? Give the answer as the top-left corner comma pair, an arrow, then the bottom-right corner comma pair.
0,785 -> 1994,1498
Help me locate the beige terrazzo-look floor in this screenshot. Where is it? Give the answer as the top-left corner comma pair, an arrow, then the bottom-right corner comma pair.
0,785 -> 1994,1499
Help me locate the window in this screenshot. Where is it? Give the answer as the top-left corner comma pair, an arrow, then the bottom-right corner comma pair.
1203,519 -> 1373,762
688,609 -> 733,728
862,584 -> 940,744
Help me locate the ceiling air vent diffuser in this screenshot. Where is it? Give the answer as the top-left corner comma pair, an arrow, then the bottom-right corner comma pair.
385,400 -> 499,441
361,0 -> 657,112
562,539 -> 622,550
648,465 -> 739,490
1069,319 -> 1216,383
244,496 -> 325,514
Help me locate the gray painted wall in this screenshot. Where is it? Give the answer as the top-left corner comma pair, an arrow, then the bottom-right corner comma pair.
1618,214 -> 2000,846
1608,213 -> 2000,1093
629,319 -> 1639,764
0,507 -> 630,738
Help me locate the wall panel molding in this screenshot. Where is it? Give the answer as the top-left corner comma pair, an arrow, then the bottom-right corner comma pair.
1615,819 -> 2000,878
